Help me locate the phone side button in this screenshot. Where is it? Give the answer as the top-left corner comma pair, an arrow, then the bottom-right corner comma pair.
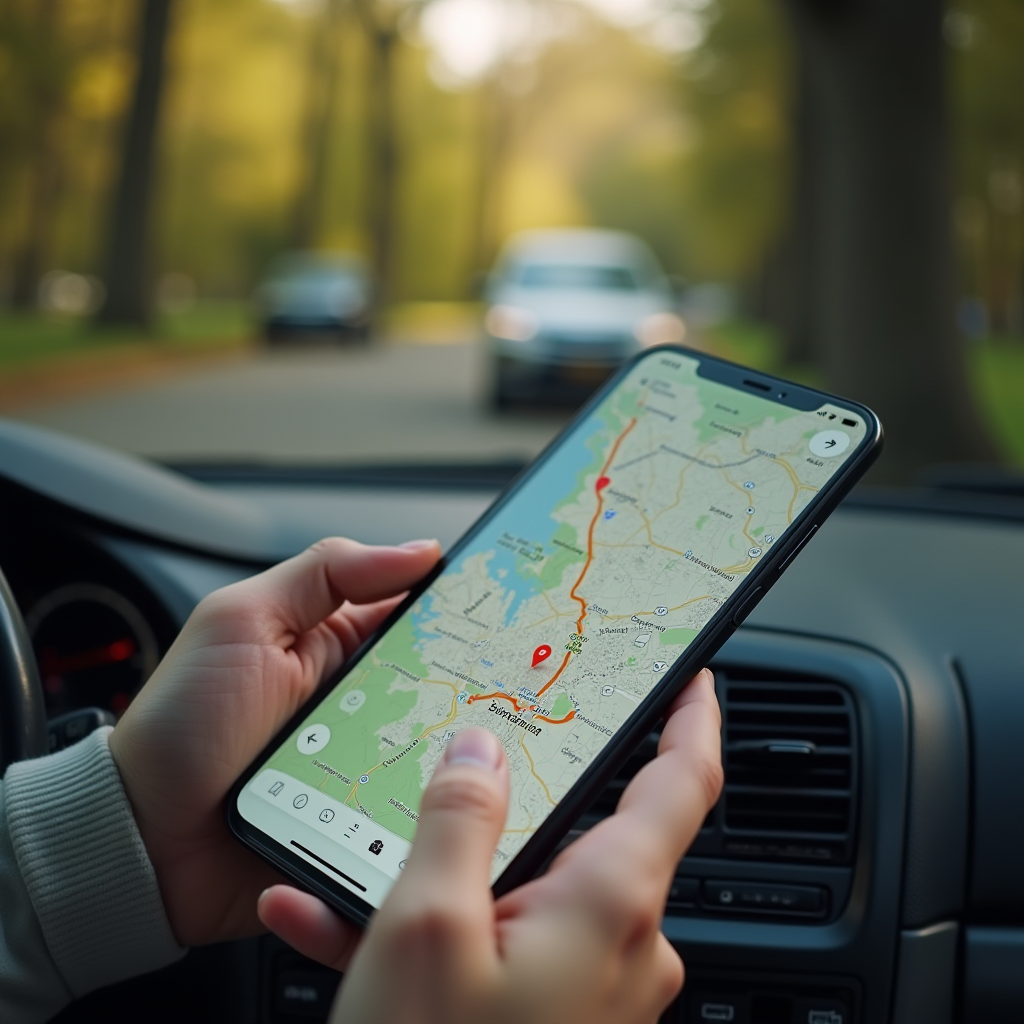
730,586 -> 763,628
777,524 -> 819,574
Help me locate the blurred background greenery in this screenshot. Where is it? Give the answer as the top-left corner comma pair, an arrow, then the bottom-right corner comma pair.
1,0 -> 1022,474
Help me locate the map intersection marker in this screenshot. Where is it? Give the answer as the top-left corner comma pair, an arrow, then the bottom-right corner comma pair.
596,476 -> 610,492
531,644 -> 552,668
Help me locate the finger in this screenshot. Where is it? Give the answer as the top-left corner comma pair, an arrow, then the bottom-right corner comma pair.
213,538 -> 440,642
258,886 -> 362,972
640,935 -> 685,1020
333,594 -> 407,645
293,594 -> 408,687
380,729 -> 508,947
528,670 -> 721,929
662,665 -> 721,732
315,594 -> 408,670
614,667 -> 723,865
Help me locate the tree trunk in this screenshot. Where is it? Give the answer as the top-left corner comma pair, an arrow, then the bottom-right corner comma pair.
364,24 -> 399,307
291,0 -> 343,250
467,75 -> 508,292
10,0 -> 63,310
781,30 -> 824,366
96,0 -> 174,328
786,0 -> 998,482
10,117 -> 61,310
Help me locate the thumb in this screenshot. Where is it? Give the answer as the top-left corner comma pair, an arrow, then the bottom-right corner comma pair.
390,729 -> 508,914
193,537 -> 440,645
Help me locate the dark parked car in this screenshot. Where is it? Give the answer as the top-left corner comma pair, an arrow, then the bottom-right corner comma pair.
257,252 -> 373,343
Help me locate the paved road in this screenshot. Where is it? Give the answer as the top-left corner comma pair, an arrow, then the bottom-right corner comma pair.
12,340 -> 573,464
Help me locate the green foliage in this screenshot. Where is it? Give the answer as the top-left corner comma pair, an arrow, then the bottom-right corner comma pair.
704,320 -> 1024,467
673,0 -> 791,282
157,0 -> 309,291
0,302 -> 249,368
971,341 -> 1024,465
0,1 -> 138,273
0,0 -> 1020,322
948,0 -> 1024,332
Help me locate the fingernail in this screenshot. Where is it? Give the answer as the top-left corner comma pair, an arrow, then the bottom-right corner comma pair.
399,538 -> 437,551
444,728 -> 503,770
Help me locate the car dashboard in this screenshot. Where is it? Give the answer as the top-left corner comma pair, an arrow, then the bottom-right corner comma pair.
0,420 -> 1021,1024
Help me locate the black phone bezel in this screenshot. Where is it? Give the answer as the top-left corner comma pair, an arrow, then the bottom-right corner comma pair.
226,343 -> 883,926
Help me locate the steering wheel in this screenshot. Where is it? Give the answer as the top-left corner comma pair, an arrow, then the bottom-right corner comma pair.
0,564 -> 49,773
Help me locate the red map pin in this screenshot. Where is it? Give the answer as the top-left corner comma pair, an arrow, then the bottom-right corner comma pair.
531,644 -> 552,668
596,476 -> 610,492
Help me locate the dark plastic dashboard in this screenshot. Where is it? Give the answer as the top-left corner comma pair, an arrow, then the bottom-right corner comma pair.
0,419 -> 1021,1024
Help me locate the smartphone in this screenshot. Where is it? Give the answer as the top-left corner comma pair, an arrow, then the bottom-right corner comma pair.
228,346 -> 882,925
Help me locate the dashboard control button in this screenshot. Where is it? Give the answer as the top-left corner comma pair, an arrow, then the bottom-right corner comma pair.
794,998 -> 849,1024
702,880 -> 824,915
666,876 -> 699,908
687,991 -> 749,1022
274,968 -> 340,1019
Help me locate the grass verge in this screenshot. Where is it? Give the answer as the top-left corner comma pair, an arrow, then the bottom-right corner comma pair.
0,302 -> 252,368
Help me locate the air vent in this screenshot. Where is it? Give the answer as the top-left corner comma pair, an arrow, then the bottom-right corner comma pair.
721,677 -> 857,863
571,671 -> 858,868
583,731 -> 660,821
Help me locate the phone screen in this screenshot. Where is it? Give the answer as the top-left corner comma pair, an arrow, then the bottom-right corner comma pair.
235,351 -> 868,907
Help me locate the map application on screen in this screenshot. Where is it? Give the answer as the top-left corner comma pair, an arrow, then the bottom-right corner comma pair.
237,352 -> 867,906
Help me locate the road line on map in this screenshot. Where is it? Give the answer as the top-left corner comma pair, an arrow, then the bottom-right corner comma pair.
519,734 -> 557,805
536,417 -> 638,704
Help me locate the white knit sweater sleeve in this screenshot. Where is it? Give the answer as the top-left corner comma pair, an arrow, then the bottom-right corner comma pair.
0,727 -> 184,1023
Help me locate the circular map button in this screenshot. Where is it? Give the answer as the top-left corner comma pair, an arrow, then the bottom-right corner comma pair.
809,430 -> 850,458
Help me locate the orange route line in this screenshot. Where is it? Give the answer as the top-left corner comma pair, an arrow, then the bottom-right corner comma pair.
569,416 -> 638,629
467,691 -> 518,706
464,417 -> 637,718
536,416 -> 637,703
532,650 -> 572,703
534,710 -> 577,725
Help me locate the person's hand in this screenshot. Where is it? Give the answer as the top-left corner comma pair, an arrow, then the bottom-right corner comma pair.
107,537 -> 440,948
260,668 -> 722,1024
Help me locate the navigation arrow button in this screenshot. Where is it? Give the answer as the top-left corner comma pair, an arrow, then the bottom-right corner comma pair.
296,724 -> 331,755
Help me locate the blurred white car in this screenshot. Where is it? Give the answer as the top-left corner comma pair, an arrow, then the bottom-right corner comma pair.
483,229 -> 685,406
257,251 -> 372,343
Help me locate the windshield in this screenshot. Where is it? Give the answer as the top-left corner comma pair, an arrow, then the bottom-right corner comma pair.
1,0 -> 1020,484
516,265 -> 640,291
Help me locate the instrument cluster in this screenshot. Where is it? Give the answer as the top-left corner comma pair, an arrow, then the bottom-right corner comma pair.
1,521 -> 176,719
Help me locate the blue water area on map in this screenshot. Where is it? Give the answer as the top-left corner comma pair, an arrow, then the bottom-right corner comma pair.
415,408 -> 607,640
